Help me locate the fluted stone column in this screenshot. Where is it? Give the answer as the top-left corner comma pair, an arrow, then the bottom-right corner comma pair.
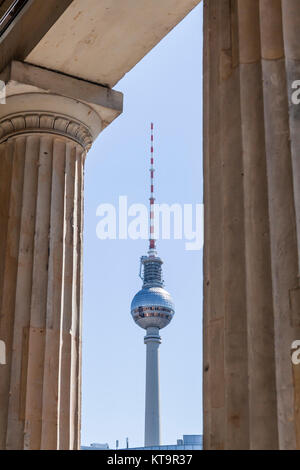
0,62 -> 122,449
203,0 -> 300,450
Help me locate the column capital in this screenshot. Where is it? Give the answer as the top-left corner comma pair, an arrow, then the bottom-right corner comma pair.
0,60 -> 123,149
0,112 -> 94,150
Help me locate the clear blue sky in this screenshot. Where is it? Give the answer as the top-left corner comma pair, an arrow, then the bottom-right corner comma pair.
81,3 -> 203,449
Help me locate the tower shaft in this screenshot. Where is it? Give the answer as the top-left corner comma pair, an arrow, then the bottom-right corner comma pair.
144,327 -> 161,447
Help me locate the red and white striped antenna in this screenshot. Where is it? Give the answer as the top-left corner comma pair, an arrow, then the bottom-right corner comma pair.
149,122 -> 156,253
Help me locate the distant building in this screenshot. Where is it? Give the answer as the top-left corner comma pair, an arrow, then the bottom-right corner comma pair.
124,435 -> 203,451
81,434 -> 203,451
81,442 -> 109,450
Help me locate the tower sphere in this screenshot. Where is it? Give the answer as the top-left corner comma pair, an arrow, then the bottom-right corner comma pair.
131,285 -> 175,330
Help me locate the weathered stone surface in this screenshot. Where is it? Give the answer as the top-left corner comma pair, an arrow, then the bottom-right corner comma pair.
0,131 -> 84,450
203,0 -> 300,450
25,0 -> 201,87
0,68 -> 119,449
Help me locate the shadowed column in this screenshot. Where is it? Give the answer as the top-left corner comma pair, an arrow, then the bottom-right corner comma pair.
0,116 -> 88,450
0,61 -> 122,449
203,0 -> 300,450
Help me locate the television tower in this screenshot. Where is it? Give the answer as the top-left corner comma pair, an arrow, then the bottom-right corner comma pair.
130,123 -> 175,447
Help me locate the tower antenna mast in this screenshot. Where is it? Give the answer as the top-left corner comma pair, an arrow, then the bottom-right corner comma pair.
149,122 -> 156,253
